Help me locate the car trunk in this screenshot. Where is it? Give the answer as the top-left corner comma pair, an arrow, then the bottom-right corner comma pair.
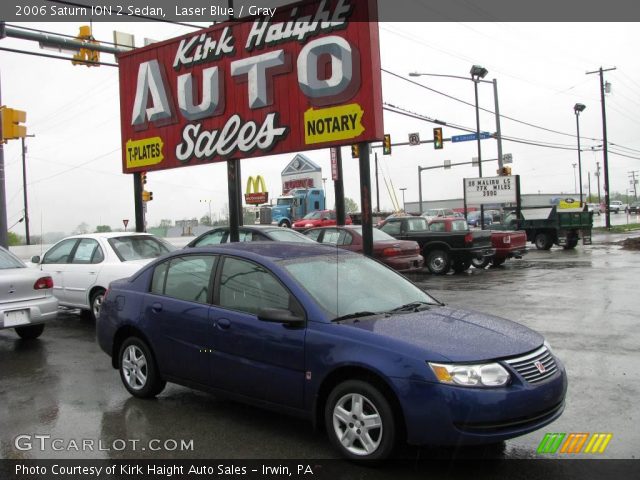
0,269 -> 48,304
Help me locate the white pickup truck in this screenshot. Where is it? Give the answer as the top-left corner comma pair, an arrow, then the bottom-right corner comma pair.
609,200 -> 627,213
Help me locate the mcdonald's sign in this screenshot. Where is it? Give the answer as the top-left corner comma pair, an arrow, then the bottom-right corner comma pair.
245,176 -> 269,205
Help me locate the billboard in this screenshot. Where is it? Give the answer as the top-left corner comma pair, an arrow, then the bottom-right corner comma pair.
464,175 -> 517,206
118,0 -> 383,174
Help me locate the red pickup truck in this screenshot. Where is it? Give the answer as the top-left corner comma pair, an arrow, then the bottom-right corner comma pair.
427,217 -> 527,269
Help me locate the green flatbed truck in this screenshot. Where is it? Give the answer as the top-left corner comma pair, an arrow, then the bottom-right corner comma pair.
497,207 -> 593,250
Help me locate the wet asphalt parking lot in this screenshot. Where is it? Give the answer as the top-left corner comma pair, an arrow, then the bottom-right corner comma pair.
1,233 -> 638,465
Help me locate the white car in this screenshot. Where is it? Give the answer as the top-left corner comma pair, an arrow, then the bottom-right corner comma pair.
31,232 -> 175,321
608,200 -> 626,213
1,246 -> 58,339
421,208 -> 455,222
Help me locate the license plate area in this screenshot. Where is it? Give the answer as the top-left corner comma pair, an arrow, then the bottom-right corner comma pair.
4,309 -> 30,327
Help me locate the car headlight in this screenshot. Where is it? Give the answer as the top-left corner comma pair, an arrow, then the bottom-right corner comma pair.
428,362 -> 510,387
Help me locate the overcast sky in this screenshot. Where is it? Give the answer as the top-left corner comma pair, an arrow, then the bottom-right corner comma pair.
2,19 -> 639,236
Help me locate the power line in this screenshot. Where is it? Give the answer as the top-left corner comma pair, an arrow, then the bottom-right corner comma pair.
383,103 -> 640,160
0,46 -> 118,67
383,68 -> 640,155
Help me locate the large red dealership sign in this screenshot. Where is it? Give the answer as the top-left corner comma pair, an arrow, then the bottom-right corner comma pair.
118,0 -> 383,174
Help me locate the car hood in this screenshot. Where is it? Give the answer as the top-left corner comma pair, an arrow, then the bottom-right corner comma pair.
341,306 -> 543,362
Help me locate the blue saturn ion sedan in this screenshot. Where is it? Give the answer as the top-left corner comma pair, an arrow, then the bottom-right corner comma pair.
97,242 -> 567,461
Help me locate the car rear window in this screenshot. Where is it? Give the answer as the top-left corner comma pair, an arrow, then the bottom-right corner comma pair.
109,236 -> 174,261
0,248 -> 26,269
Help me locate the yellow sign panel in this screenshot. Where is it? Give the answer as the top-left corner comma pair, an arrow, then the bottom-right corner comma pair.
126,137 -> 164,169
558,198 -> 581,210
304,103 -> 365,145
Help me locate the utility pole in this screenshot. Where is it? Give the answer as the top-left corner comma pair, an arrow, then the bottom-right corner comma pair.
587,66 -> 616,229
629,171 -> 638,201
21,135 -> 35,245
596,161 -> 602,205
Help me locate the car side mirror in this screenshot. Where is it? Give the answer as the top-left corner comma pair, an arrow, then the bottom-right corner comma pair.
257,307 -> 305,327
31,255 -> 41,264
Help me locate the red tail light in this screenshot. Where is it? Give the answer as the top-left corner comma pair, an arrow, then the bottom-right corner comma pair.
34,276 -> 54,290
382,247 -> 402,257
464,232 -> 474,245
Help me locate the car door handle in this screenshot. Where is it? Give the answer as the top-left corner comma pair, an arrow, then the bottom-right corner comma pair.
151,302 -> 163,313
217,318 -> 231,330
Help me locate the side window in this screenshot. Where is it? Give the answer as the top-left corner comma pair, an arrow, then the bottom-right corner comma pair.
71,239 -> 104,264
429,222 -> 445,232
340,232 -> 353,246
152,255 -> 216,303
218,257 -> 292,315
380,221 -> 401,236
43,239 -> 77,264
321,229 -> 340,245
239,230 -> 253,242
194,230 -> 227,247
305,229 -> 322,242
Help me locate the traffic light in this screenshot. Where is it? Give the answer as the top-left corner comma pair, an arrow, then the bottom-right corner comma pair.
1,107 -> 27,143
498,166 -> 512,176
72,25 -> 100,67
142,190 -> 153,202
383,134 -> 391,155
433,127 -> 443,150
351,144 -> 360,158
141,171 -> 147,186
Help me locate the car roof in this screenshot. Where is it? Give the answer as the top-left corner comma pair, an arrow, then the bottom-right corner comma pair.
62,232 -> 156,240
185,241 -> 351,262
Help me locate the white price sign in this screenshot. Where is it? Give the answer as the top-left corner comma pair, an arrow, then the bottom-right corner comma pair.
464,175 -> 517,205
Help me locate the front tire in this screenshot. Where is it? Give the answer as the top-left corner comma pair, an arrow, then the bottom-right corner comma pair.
452,259 -> 471,273
15,323 -> 45,339
325,380 -> 396,461
425,249 -> 451,275
279,220 -> 291,228
119,337 -> 166,398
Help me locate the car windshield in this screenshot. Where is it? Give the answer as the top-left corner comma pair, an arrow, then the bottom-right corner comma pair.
281,254 -> 438,319
0,247 -> 26,269
303,211 -> 323,220
266,229 -> 317,243
109,236 -> 175,261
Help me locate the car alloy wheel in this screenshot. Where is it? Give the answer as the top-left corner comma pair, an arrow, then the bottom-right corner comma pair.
122,344 -> 148,391
332,392 -> 383,456
118,338 -> 166,398
325,380 -> 396,460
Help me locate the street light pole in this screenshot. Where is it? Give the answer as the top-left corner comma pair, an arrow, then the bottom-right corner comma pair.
400,188 -> 407,211
574,103 -> 586,205
572,163 -> 577,194
470,65 -> 488,230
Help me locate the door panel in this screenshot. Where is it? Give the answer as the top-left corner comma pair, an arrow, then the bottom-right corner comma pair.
211,256 -> 306,408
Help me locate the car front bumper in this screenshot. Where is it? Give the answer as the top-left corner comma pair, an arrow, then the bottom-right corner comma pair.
391,359 -> 568,446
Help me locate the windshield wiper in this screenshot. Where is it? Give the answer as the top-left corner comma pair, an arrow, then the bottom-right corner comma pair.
388,301 -> 435,313
331,311 -> 380,323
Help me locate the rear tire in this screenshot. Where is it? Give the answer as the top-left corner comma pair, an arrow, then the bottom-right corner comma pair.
90,288 -> 106,322
491,258 -> 506,267
471,256 -> 490,269
279,220 -> 291,228
426,250 -> 451,275
325,380 -> 396,461
534,232 -> 553,250
119,337 -> 166,398
452,259 -> 471,273
15,323 -> 45,339
563,237 -> 578,250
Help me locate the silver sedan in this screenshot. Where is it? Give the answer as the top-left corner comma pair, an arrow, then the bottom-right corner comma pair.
0,246 -> 58,339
